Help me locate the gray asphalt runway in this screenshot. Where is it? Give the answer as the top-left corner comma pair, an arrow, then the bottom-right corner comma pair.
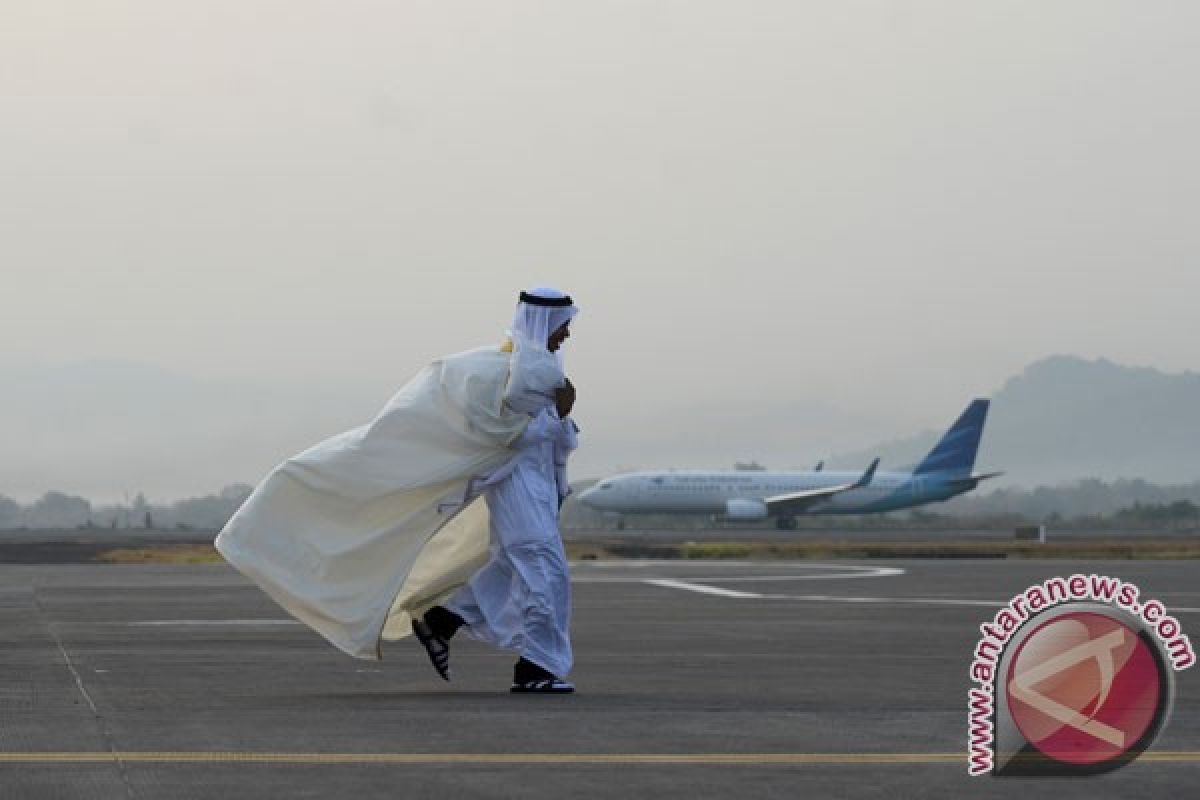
1,559 -> 1197,798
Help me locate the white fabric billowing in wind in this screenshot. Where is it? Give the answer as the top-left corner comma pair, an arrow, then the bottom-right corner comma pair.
505,340 -> 566,416
215,345 -> 531,660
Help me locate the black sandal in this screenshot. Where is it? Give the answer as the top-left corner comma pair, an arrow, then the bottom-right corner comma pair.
510,678 -> 575,694
412,618 -> 451,681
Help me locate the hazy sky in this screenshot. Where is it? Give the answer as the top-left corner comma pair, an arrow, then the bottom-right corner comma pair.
3,2 -> 1198,501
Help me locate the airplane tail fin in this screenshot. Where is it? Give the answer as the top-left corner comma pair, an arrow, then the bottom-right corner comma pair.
913,398 -> 990,477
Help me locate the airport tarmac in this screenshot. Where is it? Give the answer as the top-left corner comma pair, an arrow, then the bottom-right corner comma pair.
1,559 -> 1197,798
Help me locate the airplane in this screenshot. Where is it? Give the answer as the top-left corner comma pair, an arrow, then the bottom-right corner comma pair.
576,398 -> 1002,529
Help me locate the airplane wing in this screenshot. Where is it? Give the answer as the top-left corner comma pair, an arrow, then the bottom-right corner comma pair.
765,458 -> 879,516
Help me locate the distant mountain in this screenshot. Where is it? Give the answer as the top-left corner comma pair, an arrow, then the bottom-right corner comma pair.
832,356 -> 1200,486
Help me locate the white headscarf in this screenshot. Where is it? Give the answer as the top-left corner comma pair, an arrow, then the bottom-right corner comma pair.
510,286 -> 578,367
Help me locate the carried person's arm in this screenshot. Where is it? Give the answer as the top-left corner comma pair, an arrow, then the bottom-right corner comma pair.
555,377 -> 575,418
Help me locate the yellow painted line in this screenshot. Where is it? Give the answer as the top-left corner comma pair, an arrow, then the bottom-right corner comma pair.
0,752 -> 1196,765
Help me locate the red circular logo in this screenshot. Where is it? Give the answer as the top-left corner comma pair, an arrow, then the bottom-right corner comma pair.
1006,611 -> 1162,765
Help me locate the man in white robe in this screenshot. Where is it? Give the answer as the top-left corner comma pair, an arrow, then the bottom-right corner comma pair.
215,286 -> 579,693
413,288 -> 579,693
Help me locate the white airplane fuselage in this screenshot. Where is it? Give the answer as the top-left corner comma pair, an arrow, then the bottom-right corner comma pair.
577,468 -> 968,519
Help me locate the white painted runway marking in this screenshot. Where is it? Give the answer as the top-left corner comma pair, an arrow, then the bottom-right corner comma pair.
763,594 -> 1200,614
573,561 -> 898,571
757,594 -> 1200,613
632,565 -> 1200,614
125,619 -> 301,627
779,594 -> 1004,607
692,566 -> 904,582
643,579 -> 764,599
640,563 -> 904,598
577,563 -> 905,584
642,586 -> 1200,613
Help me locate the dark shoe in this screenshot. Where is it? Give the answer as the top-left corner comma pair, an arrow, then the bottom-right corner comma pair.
412,618 -> 451,681
510,677 -> 575,694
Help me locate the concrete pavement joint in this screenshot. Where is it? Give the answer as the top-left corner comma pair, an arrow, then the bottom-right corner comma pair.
0,751 -> 1196,765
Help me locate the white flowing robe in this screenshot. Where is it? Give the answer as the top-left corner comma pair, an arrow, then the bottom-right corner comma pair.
215,345 -> 535,660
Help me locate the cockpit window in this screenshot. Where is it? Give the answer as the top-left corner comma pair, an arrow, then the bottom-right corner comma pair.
599,482 -> 613,490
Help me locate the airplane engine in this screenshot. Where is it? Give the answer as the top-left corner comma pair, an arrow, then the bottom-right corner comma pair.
724,498 -> 768,521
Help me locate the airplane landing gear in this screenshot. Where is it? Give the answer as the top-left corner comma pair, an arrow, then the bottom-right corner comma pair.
775,516 -> 797,531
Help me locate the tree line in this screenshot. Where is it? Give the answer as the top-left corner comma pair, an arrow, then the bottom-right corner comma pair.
2,477 -> 1198,532
0,486 -> 253,531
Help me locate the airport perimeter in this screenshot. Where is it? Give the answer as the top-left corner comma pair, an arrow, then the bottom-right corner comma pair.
1,558 -> 1197,799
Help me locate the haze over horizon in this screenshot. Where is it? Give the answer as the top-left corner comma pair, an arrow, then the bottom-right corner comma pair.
3,2 -> 1198,501
4,352 -> 1197,505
